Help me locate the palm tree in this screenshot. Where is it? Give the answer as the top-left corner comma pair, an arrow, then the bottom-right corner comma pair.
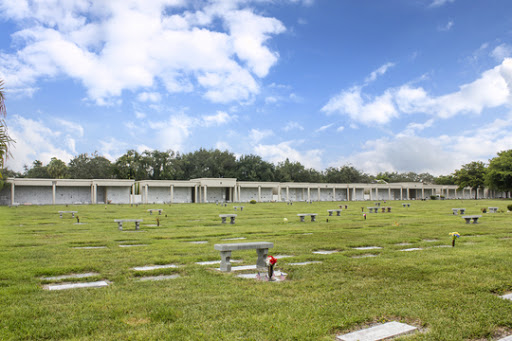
0,79 -> 13,174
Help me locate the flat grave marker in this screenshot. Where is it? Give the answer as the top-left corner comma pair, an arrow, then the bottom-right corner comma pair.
44,280 -> 109,291
132,264 -> 178,271
41,272 -> 99,281
336,321 -> 418,341
138,275 -> 180,281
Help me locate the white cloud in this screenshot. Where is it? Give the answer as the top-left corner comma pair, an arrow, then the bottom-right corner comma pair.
283,121 -> 304,131
254,141 -> 323,169
5,115 -> 75,171
99,137 -> 129,161
201,111 -> 235,127
491,44 -> 512,62
148,113 -> 194,151
215,141 -> 231,151
323,58 -> 512,124
438,20 -> 454,31
135,111 -> 146,119
54,118 -> 84,137
336,126 -> 344,132
0,0 -> 286,105
430,0 -> 455,8
249,128 -> 274,143
137,92 -> 162,103
315,123 -> 333,133
364,62 -> 395,84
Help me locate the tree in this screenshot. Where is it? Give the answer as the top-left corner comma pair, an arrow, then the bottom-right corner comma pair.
486,150 -> 512,198
453,161 -> 487,199
25,160 -> 50,178
0,79 -> 14,178
324,165 -> 368,183
47,157 -> 68,179
236,154 -> 275,181
69,153 -> 113,179
434,174 -> 455,185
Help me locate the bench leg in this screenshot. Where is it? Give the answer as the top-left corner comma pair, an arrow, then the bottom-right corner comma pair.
230,217 -> 235,224
240,207 -> 243,211
328,211 -> 333,216
219,251 -> 232,272
464,218 -> 471,224
299,216 -> 305,222
149,211 -> 153,215
221,217 -> 227,224
158,211 -> 162,215
337,211 -> 341,216
118,222 -> 123,231
472,218 -> 479,224
256,248 -> 268,269
135,222 -> 140,230
59,213 -> 63,218
311,215 -> 316,222
71,213 -> 75,218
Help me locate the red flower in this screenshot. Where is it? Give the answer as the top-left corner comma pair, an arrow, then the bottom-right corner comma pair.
267,255 -> 277,266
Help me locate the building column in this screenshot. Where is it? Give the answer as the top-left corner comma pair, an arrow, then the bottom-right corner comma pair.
400,187 -> 403,200
352,187 -> 356,201
170,185 -> 174,204
11,182 -> 15,206
91,185 -> 95,204
375,187 -> 379,200
333,187 -> 336,201
277,186 -> 281,202
233,185 -> 237,203
317,187 -> 321,201
145,184 -> 149,204
204,185 -> 208,203
307,187 -> 311,201
258,186 -> 261,202
194,186 -> 198,203
52,182 -> 56,205
422,187 -> 424,199
286,187 -> 289,201
406,188 -> 410,200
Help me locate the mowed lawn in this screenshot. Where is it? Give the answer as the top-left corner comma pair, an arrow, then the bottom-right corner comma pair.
1,200 -> 512,340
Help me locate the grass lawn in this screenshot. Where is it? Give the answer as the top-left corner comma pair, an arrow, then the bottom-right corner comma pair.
1,200 -> 512,340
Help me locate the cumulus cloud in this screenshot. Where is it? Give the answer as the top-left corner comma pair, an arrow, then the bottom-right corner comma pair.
201,111 -> 235,126
148,114 -> 194,151
438,20 -> 454,31
491,44 -> 512,61
249,128 -> 274,143
99,137 -> 129,161
283,121 -> 304,131
322,58 -> 512,124
254,141 -> 323,169
5,115 -> 75,171
430,0 -> 455,7
364,62 -> 395,84
0,0 -> 286,105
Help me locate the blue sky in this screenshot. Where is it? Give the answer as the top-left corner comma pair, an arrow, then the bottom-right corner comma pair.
1,0 -> 512,175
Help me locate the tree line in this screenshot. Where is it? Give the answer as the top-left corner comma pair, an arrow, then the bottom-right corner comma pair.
2,148 -> 511,197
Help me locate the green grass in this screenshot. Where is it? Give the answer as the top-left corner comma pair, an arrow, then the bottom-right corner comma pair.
1,200 -> 512,340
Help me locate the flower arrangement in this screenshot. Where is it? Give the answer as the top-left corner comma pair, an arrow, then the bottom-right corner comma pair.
449,232 -> 460,247
266,255 -> 277,281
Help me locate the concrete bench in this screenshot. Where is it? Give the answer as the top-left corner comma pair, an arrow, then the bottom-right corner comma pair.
219,214 -> 237,224
368,207 -> 379,213
114,219 -> 143,230
462,215 -> 482,224
488,207 -> 498,213
452,208 -> 466,215
147,209 -> 163,215
214,242 -> 273,272
297,213 -> 317,222
327,209 -> 342,216
58,211 -> 77,218
374,202 -> 381,207
402,203 -> 411,208
233,206 -> 244,211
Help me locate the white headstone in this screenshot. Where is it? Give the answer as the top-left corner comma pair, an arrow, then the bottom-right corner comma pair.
336,321 -> 417,341
44,281 -> 109,291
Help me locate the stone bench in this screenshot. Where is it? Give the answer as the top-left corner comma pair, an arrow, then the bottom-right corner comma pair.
462,215 -> 482,224
381,207 -> 392,213
368,207 -> 379,213
452,208 -> 466,215
58,211 -> 77,218
114,219 -> 143,230
402,203 -> 411,208
147,209 -> 163,215
327,209 -> 342,216
214,242 -> 273,272
297,213 -> 317,222
488,207 -> 498,213
219,214 -> 237,224
233,206 -> 244,211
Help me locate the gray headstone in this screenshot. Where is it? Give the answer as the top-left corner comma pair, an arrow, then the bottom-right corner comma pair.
44,281 -> 109,291
336,321 -> 417,341
501,293 -> 512,301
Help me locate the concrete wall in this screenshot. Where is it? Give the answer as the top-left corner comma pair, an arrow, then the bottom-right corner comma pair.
205,187 -> 226,203
14,186 -> 53,205
147,187 -> 171,204
97,187 -> 106,204
260,188 -> 273,202
105,187 -> 130,204
56,187 -> 91,204
240,188 -> 258,202
173,187 -> 192,203
0,186 -> 11,205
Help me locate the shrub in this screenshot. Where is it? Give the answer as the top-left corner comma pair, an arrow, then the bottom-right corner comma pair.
481,208 -> 487,213
430,195 -> 437,200
250,200 -> 257,204
507,204 -> 512,211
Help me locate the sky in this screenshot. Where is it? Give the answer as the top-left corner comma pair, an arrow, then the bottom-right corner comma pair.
1,0 -> 512,176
